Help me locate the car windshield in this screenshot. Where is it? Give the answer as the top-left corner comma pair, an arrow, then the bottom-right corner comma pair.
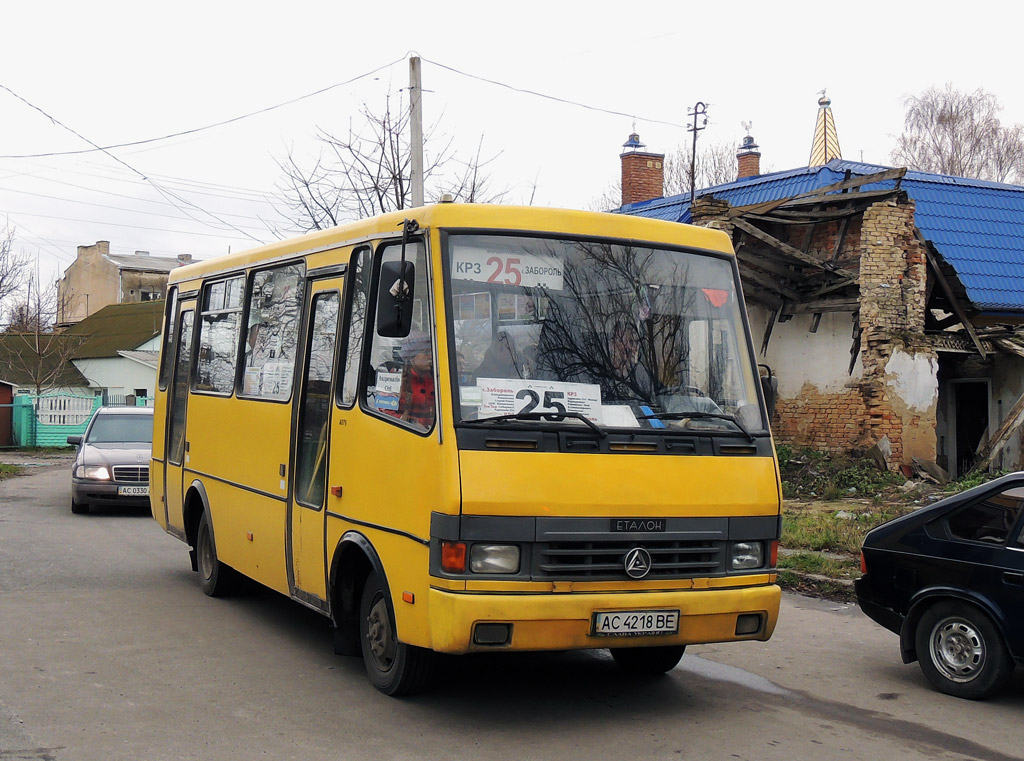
86,414 -> 154,444
446,233 -> 764,434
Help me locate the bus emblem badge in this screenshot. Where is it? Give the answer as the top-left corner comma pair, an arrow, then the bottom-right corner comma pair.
624,547 -> 652,579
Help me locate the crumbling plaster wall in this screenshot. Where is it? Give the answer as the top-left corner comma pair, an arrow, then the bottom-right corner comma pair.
695,195 -> 937,467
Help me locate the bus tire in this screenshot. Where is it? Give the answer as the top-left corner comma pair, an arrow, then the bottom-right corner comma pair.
359,571 -> 433,696
197,511 -> 237,597
609,645 -> 685,674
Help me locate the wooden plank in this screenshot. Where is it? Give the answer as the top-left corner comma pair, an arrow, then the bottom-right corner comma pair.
740,267 -> 803,301
732,218 -> 858,279
807,276 -> 858,299
849,317 -> 862,375
994,338 -> 1024,359
970,389 -> 1024,474
921,239 -> 987,359
727,168 -> 907,219
736,248 -> 804,282
760,308 -> 780,356
740,283 -> 784,310
789,299 -> 860,314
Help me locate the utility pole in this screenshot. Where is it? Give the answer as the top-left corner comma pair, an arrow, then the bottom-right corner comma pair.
687,101 -> 708,206
409,56 -> 424,208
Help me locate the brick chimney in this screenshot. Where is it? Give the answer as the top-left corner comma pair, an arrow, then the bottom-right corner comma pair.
620,133 -> 664,206
736,133 -> 761,180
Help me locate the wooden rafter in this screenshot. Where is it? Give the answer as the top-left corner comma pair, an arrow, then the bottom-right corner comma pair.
920,237 -> 987,358
732,218 -> 857,280
727,168 -> 907,219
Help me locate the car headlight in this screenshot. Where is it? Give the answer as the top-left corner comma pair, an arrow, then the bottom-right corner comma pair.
469,544 -> 520,574
74,465 -> 111,480
730,541 -> 764,570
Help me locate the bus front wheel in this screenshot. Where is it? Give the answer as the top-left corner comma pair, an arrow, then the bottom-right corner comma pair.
358,572 -> 433,696
609,645 -> 685,674
197,512 -> 236,597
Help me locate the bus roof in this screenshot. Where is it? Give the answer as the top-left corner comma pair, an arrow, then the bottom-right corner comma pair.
168,203 -> 733,286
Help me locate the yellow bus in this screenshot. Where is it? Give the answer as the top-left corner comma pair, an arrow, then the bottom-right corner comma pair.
150,203 -> 782,695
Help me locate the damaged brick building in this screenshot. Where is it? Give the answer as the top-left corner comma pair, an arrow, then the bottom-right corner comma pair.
617,96 -> 1024,476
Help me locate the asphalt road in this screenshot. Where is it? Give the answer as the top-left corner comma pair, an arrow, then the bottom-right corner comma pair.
1,455 -> 1022,761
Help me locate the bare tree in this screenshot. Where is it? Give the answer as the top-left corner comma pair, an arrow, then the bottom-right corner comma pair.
591,141 -> 745,212
891,84 -> 1024,182
2,272 -> 85,392
664,142 -> 741,196
276,96 -> 506,234
0,226 -> 29,319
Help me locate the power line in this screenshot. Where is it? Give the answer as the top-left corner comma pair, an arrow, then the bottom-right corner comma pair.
0,83 -> 268,244
0,209 -> 258,240
421,57 -> 688,130
0,57 -> 407,160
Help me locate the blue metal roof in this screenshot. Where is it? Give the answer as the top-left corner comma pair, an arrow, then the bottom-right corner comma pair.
618,159 -> 1024,313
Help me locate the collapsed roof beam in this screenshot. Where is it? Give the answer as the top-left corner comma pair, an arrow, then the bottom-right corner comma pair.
733,218 -> 858,280
919,236 -> 987,359
727,168 -> 907,219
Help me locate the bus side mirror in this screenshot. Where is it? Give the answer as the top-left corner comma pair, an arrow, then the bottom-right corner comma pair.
758,364 -> 778,419
376,260 -> 415,338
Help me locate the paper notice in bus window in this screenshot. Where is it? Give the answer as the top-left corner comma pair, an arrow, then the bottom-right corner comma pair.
451,249 -> 564,290
477,378 -> 602,424
375,371 -> 402,412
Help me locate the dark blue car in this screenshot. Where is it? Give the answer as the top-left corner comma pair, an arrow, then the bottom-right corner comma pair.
856,473 -> 1024,699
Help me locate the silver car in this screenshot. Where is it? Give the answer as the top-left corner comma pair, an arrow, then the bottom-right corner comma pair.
68,406 -> 154,515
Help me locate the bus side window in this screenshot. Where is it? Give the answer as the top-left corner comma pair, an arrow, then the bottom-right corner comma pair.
240,263 -> 305,400
195,276 -> 244,394
363,241 -> 435,432
340,248 -> 370,407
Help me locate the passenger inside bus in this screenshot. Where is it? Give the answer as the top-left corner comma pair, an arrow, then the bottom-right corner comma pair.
396,331 -> 435,429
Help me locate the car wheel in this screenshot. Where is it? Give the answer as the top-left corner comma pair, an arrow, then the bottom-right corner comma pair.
358,571 -> 434,696
609,645 -> 685,674
914,600 -> 1014,700
196,511 -> 236,597
71,497 -> 89,515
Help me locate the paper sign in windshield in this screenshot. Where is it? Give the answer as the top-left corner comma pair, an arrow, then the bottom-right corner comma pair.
477,378 -> 602,424
451,248 -> 564,290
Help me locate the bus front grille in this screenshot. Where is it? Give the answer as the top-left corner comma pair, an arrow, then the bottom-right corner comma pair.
535,540 -> 723,579
112,465 -> 149,483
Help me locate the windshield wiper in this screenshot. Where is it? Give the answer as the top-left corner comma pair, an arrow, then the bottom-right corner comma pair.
460,411 -> 607,438
642,411 -> 755,442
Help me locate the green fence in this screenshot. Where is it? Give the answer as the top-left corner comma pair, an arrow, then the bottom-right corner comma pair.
12,395 -> 101,447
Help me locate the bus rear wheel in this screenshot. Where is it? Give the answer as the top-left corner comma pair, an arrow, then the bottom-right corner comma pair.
197,511 -> 236,597
609,645 -> 685,674
359,572 -> 433,696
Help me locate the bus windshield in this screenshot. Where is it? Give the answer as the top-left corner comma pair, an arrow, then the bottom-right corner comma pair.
446,233 -> 765,434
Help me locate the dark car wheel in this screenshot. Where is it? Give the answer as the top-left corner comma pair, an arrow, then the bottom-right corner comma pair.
358,572 -> 434,696
609,645 -> 685,674
71,497 -> 89,515
197,512 -> 237,597
914,600 -> 1014,700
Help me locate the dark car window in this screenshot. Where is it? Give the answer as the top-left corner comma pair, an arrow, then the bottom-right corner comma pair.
86,415 -> 154,444
947,485 -> 1024,544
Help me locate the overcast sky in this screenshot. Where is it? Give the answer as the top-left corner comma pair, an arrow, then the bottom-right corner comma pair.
2,0 -> 1022,289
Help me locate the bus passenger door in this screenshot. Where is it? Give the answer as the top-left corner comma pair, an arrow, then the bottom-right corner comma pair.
289,279 -> 343,605
164,308 -> 195,535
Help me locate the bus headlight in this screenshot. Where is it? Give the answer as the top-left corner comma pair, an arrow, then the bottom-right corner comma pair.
74,465 -> 111,480
470,544 -> 520,574
729,541 -> 764,570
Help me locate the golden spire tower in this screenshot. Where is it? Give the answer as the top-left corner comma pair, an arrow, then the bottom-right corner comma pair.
809,91 -> 842,166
